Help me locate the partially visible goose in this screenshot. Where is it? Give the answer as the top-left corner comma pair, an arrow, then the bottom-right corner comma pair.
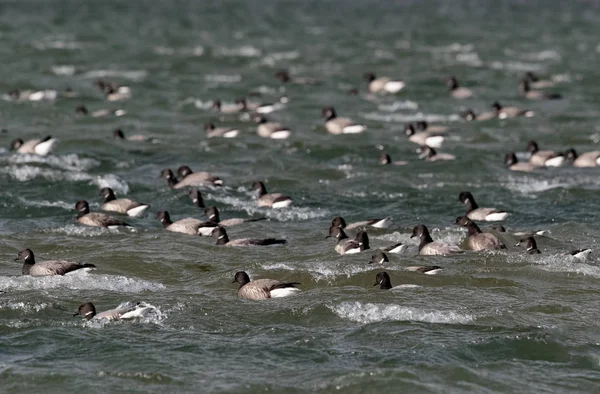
458,191 -> 509,222
404,123 -> 445,148
565,248 -> 593,260
235,97 -> 285,114
75,200 -> 129,228
373,272 -> 398,290
210,99 -> 243,113
524,72 -> 556,89
204,123 -> 239,139
417,145 -> 455,161
188,189 -> 205,208
455,216 -> 506,251
564,148 -> 600,168
156,211 -> 211,236
526,140 -> 565,167
212,227 -> 286,246
519,79 -> 562,100
447,76 -> 473,99
491,102 -> 534,119
415,121 -> 448,133
233,271 -> 300,300
321,106 -> 366,135
205,206 -> 266,227
515,236 -> 541,254
95,80 -> 131,101
15,248 -> 95,276
462,108 -> 497,122
113,128 -> 156,143
504,152 -> 537,172
75,105 -> 126,118
406,265 -> 443,275
160,168 -> 222,189
254,115 -> 292,140
379,152 -> 408,166
363,72 -> 405,94
411,224 -> 463,256
10,136 -> 57,156
73,302 -> 153,321
369,250 -> 389,264
99,187 -> 149,217
331,216 -> 391,230
7,89 -> 57,101
275,70 -> 319,85
326,226 -> 363,255
251,181 -> 293,208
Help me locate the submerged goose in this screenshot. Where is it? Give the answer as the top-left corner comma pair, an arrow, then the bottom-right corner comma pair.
321,106 -> 366,135
251,181 -> 293,208
75,105 -> 126,118
519,79 -> 562,100
515,237 -> 541,254
188,189 -> 205,208
405,123 -> 446,148
254,115 -> 292,140
160,167 -> 222,189
462,109 -> 497,122
417,145 -> 456,161
363,72 -> 405,94
10,136 -> 57,156
331,216 -> 391,230
205,206 -> 265,227
156,211 -> 209,236
526,140 -> 565,167
379,152 -> 408,166
492,102 -> 533,119
73,302 -> 153,321
75,200 -> 129,228
212,227 -> 286,246
504,152 -> 537,172
204,123 -> 240,139
99,187 -> 149,217
326,226 -> 364,255
524,72 -> 556,89
455,216 -> 506,251
210,99 -> 243,113
411,224 -> 463,256
447,76 -> 473,99
113,128 -> 156,143
458,191 -> 509,222
233,271 -> 300,300
564,148 -> 600,168
15,248 -> 95,276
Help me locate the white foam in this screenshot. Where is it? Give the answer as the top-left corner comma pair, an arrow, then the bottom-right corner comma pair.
0,301 -> 51,313
89,174 -> 129,194
17,197 -> 72,210
260,51 -> 300,66
6,153 -> 100,171
204,74 -> 242,83
489,61 -> 543,72
378,101 -> 419,112
362,112 -> 460,123
32,39 -> 81,50
52,65 -> 76,75
331,302 -> 474,324
503,176 -> 570,197
534,255 -> 600,278
214,46 -> 262,58
81,69 -> 147,81
0,273 -> 165,293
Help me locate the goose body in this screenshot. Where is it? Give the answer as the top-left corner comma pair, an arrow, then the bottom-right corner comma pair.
364,73 -> 405,94
405,124 -> 446,148
411,224 -> 463,256
455,216 -> 506,251
252,181 -> 293,208
233,271 -> 300,300
458,191 -> 509,222
75,200 -> 129,228
10,136 -> 57,156
322,107 -> 366,135
99,188 -> 149,217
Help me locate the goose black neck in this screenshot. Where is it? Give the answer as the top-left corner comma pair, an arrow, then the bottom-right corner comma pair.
419,233 -> 434,251
466,222 -> 482,235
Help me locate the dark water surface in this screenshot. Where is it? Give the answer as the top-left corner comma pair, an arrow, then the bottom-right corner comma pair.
1,1 -> 600,393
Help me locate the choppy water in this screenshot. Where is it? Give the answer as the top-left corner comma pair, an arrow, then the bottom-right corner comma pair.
2,1 -> 600,392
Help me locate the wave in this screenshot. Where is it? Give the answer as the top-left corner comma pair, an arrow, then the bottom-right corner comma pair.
0,273 -> 165,293
330,301 -> 474,324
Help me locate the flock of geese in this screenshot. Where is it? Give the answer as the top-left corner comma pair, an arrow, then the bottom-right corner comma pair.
5,67 -> 597,319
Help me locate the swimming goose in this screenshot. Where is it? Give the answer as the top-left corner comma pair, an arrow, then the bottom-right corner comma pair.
99,187 -> 149,217
275,70 -> 319,85
411,224 -> 463,256
15,248 -> 95,276
251,181 -> 293,208
564,149 -> 600,168
491,102 -> 534,119
326,226 -> 363,255
254,115 -> 292,139
321,106 -> 366,135
75,105 -> 126,118
374,272 -> 394,290
210,99 -> 243,113
9,135 -> 57,156
212,227 -> 286,246
526,140 -> 565,167
188,189 -> 205,208
73,302 -> 153,321
75,200 -> 129,228
113,128 -> 156,143
447,76 -> 473,99
458,191 -> 509,222
379,152 -> 408,166
204,123 -> 240,139
504,152 -> 537,172
233,271 -> 300,300
515,237 -> 541,254
369,250 -> 389,264
235,97 -> 285,114
524,72 -> 555,89
462,109 -> 497,122
363,72 -> 406,94
156,211 -> 209,236
519,79 -> 562,100
94,80 -> 131,101
414,121 -> 448,133
331,216 -> 391,230
404,123 -> 445,148
406,265 -> 443,275
455,216 -> 506,251
417,146 -> 456,161
205,206 -> 266,227
160,168 -> 222,189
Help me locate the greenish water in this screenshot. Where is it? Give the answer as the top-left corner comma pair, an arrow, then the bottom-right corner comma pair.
2,1 -> 600,392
